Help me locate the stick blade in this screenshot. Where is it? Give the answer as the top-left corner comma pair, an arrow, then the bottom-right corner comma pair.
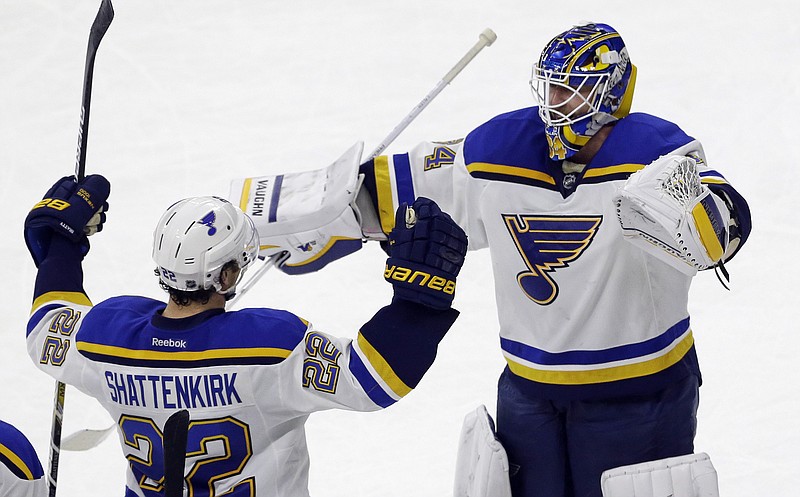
91,0 -> 115,38
61,425 -> 115,452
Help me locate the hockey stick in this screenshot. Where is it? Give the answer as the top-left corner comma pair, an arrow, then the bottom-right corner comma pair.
226,253 -> 284,308
163,410 -> 190,497
75,0 -> 115,180
366,28 -> 496,159
47,2 -> 114,496
226,28 -> 497,306
60,424 -> 115,452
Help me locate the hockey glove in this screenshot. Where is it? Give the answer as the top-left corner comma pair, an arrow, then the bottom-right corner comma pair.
614,155 -> 729,275
25,174 -> 110,267
385,197 -> 467,310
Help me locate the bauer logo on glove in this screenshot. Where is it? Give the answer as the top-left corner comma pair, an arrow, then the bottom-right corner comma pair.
385,197 -> 468,310
613,155 -> 730,275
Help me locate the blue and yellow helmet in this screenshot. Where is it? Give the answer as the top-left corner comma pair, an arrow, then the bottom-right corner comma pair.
531,22 -> 637,160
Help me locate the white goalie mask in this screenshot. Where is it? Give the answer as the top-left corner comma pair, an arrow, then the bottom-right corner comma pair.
152,196 -> 259,293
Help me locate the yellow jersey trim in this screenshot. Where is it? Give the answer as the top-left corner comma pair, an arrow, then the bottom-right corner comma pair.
0,442 -> 35,480
76,342 -> 292,362
583,163 -> 645,178
31,292 -> 92,315
506,331 -> 695,385
467,163 -> 557,185
357,333 -> 412,398
373,156 -> 396,234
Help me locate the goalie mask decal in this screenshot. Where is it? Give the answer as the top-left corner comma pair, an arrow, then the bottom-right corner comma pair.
503,215 -> 602,305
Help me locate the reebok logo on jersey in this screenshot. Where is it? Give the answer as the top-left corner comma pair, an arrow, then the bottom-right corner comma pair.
199,211 -> 217,235
503,214 -> 601,305
152,337 -> 188,348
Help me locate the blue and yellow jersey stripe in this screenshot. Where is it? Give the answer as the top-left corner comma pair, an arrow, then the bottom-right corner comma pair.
0,442 -> 39,480
371,154 -> 417,234
699,169 -> 729,186
466,162 -> 558,190
27,291 -> 91,337
76,341 -> 295,368
501,318 -> 694,385
0,421 -> 44,481
347,332 -> 414,408
64,296 -> 309,368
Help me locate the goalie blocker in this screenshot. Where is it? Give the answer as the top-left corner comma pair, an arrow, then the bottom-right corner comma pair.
229,142 -> 376,275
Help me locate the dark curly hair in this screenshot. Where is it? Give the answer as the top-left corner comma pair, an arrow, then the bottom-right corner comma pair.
158,260 -> 240,307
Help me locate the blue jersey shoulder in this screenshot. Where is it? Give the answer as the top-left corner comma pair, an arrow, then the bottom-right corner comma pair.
463,106 -> 550,169
591,112 -> 695,167
77,296 -> 309,367
0,420 -> 44,480
461,108 -> 697,191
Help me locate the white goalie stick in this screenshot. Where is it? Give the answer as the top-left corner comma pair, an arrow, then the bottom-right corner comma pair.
225,27 -> 498,308
60,27 -> 498,452
366,27 -> 497,159
47,1 -> 114,496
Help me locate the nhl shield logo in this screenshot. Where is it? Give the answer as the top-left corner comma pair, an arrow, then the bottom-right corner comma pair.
503,214 -> 602,305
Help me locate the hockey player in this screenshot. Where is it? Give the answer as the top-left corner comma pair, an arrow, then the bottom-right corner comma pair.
232,23 -> 751,497
23,173 -> 467,497
0,420 -> 45,497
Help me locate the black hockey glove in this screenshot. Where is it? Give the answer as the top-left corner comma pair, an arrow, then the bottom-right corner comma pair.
384,197 -> 467,310
24,175 -> 110,267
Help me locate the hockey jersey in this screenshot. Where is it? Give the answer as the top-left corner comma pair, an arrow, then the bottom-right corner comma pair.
0,419 -> 45,497
360,107 -> 751,400
26,238 -> 457,497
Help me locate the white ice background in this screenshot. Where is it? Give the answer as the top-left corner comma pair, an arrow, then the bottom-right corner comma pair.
1,1 -> 797,496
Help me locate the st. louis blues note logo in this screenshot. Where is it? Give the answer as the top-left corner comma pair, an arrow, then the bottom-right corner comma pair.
503,214 -> 602,304
199,211 -> 217,236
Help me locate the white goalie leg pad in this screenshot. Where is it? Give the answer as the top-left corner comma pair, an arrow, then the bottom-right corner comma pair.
454,405 -> 512,497
614,155 -> 730,275
228,142 -> 366,274
601,452 -> 719,497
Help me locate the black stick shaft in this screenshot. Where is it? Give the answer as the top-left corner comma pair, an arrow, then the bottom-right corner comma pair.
46,382 -> 65,497
74,0 -> 114,181
163,410 -> 190,497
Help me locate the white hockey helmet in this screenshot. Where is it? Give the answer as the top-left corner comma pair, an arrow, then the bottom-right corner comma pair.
152,196 -> 259,292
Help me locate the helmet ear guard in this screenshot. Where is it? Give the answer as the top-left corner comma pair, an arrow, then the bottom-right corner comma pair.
152,196 -> 259,294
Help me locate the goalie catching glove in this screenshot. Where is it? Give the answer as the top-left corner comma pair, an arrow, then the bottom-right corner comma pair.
613,155 -> 730,276
24,175 -> 110,267
385,197 -> 468,310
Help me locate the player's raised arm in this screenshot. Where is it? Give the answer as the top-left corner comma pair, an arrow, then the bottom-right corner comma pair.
275,197 -> 468,413
23,175 -> 110,384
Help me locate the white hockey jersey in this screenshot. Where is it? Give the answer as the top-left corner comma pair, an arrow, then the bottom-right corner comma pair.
27,241 -> 457,497
359,108 -> 751,400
